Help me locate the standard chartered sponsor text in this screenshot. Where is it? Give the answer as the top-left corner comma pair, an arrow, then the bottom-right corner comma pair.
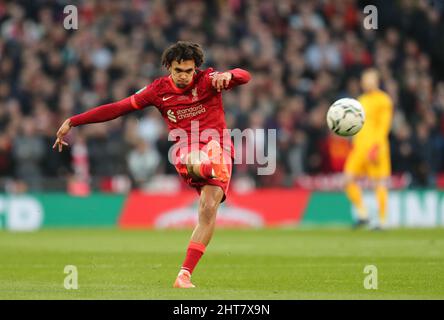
176,105 -> 206,120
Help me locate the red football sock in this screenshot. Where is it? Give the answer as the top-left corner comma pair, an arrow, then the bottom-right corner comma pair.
199,161 -> 213,179
181,241 -> 206,274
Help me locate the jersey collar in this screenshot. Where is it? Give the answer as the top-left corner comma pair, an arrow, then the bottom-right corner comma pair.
168,74 -> 196,93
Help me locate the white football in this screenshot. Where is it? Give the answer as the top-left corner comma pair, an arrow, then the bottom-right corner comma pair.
326,98 -> 365,136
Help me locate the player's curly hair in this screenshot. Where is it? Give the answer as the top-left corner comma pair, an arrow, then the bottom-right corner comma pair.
161,41 -> 204,69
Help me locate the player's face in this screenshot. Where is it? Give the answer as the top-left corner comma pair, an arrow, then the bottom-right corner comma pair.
170,60 -> 196,88
361,71 -> 379,92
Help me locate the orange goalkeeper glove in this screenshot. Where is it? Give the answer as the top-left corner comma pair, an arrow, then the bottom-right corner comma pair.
368,144 -> 379,163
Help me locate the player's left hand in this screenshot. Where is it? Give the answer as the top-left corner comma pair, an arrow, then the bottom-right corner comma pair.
52,118 -> 71,152
212,72 -> 232,92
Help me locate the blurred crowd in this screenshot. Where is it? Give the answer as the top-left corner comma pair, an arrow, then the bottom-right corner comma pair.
1,0 -> 444,192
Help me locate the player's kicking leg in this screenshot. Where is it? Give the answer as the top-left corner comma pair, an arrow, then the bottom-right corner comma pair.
344,174 -> 369,228
185,140 -> 230,183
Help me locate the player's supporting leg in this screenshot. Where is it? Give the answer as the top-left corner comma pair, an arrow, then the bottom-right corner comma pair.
375,180 -> 388,228
174,185 -> 224,288
344,174 -> 368,227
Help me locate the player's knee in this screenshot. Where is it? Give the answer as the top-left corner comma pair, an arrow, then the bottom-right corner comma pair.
199,199 -> 218,215
373,178 -> 388,188
198,199 -> 218,225
344,174 -> 356,185
186,150 -> 206,166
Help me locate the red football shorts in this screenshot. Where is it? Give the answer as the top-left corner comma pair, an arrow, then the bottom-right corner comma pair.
172,143 -> 233,202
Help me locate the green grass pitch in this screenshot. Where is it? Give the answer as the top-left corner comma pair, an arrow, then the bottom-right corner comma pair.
0,228 -> 443,299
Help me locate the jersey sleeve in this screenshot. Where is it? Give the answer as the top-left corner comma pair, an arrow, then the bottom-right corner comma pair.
69,97 -> 136,127
69,80 -> 161,127
225,68 -> 251,90
131,79 -> 162,110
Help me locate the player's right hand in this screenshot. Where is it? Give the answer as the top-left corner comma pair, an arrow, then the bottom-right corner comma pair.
52,119 -> 72,152
368,144 -> 379,163
211,72 -> 232,92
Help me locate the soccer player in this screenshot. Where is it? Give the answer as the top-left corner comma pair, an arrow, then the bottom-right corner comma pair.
344,68 -> 393,229
52,41 -> 251,288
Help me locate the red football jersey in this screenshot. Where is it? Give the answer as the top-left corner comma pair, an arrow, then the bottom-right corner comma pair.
69,67 -> 251,160
130,68 -> 250,159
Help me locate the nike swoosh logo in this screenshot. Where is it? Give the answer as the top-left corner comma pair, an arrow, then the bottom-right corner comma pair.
163,96 -> 174,101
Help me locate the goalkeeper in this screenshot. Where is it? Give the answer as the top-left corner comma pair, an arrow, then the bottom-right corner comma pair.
344,68 -> 393,229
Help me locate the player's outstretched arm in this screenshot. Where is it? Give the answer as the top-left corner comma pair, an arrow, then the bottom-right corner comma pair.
52,96 -> 137,152
53,79 -> 159,152
211,68 -> 251,92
